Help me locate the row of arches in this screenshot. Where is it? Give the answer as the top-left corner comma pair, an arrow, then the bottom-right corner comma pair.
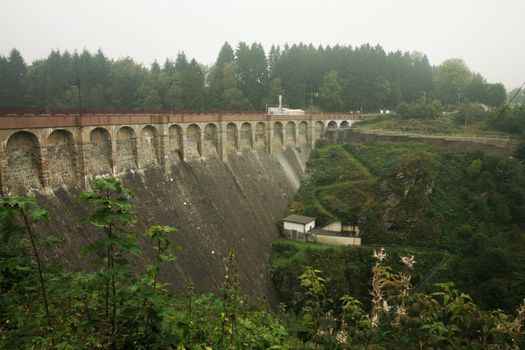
1,119 -> 351,193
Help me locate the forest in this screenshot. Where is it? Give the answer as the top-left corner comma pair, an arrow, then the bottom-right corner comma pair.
0,42 -> 508,112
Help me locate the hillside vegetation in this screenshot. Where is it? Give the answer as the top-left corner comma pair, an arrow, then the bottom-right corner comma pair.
1,177 -> 525,348
353,99 -> 525,140
271,238 -> 446,311
287,142 -> 525,310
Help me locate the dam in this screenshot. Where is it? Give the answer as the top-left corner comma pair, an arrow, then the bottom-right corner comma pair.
0,109 -> 366,304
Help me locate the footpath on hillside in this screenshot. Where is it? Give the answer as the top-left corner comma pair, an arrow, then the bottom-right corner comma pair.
312,144 -> 376,220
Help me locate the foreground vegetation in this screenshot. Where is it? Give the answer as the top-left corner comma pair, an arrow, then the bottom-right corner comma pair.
0,178 -> 286,349
271,238 -> 447,311
277,245 -> 525,349
1,175 -> 524,348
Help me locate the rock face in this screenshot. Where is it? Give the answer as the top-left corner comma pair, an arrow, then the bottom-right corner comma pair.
38,147 -> 309,307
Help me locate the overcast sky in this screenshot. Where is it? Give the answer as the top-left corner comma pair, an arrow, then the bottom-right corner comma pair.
1,0 -> 523,89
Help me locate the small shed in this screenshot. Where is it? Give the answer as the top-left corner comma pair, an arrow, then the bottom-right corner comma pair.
283,214 -> 316,233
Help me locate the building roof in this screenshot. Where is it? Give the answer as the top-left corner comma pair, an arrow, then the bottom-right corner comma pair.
283,214 -> 316,225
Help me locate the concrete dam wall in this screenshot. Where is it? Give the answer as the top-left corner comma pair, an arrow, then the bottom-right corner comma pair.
39,147 -> 307,305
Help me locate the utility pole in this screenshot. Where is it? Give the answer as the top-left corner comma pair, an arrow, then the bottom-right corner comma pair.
310,86 -> 313,112
71,78 -> 82,125
319,90 -> 322,114
464,109 -> 468,137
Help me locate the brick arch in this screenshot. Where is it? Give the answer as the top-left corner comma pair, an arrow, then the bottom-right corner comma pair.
186,124 -> 202,157
116,126 -> 137,173
314,121 -> 324,141
169,124 -> 183,161
240,122 -> 253,150
327,120 -> 338,129
226,122 -> 238,152
255,122 -> 266,150
285,121 -> 297,146
5,131 -> 43,193
204,123 -> 219,156
298,121 -> 308,145
140,125 -> 160,168
47,129 -> 77,187
89,127 -> 112,176
273,121 -> 283,147
340,120 -> 350,129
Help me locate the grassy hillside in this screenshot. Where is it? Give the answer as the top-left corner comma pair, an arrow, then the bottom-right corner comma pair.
284,142 -> 525,310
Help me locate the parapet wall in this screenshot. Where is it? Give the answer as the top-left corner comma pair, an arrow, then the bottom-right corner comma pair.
0,112 -> 365,195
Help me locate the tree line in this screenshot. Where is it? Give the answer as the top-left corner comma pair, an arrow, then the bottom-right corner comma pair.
0,42 -> 508,112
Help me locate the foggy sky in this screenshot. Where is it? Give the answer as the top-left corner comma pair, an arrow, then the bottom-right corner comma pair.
1,0 -> 523,90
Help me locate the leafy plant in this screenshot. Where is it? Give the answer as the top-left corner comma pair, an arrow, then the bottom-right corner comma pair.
0,196 -> 52,327
78,177 -> 140,347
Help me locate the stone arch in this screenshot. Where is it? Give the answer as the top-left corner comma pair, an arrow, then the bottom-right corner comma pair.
47,129 -> 77,187
327,120 -> 338,130
169,124 -> 183,161
203,123 -> 219,156
240,122 -> 253,150
273,121 -> 283,147
298,121 -> 308,146
255,122 -> 266,150
285,121 -> 297,146
89,127 -> 112,176
116,126 -> 137,173
186,124 -> 202,157
5,131 -> 43,192
340,120 -> 350,129
140,125 -> 160,168
314,121 -> 324,141
226,122 -> 238,152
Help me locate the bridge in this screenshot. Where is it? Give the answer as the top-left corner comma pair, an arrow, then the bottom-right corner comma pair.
0,109 -> 367,195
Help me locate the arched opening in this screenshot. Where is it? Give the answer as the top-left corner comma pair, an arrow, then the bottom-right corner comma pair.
169,124 -> 183,161
285,121 -> 297,146
6,131 -> 43,192
203,123 -> 219,156
89,127 -> 112,176
340,121 -> 350,129
298,121 -> 308,145
240,122 -> 253,150
314,121 -> 324,141
255,122 -> 266,150
140,125 -> 160,168
273,121 -> 283,147
47,129 -> 77,187
327,121 -> 338,130
226,123 -> 238,152
186,124 -> 202,157
116,127 -> 137,173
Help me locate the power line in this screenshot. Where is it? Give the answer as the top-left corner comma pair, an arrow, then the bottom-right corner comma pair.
490,81 -> 525,126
